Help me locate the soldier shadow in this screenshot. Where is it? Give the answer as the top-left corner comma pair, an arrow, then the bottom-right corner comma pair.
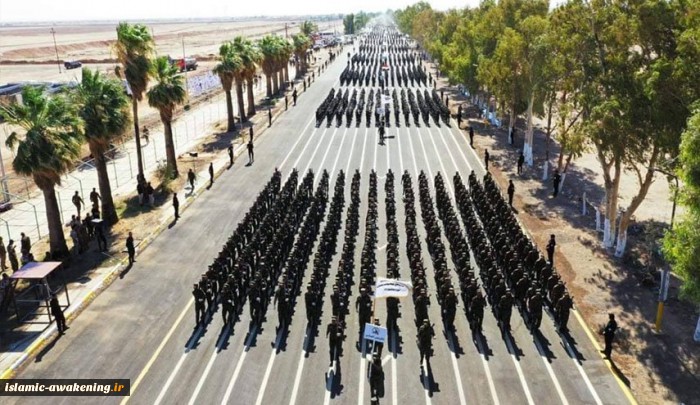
445,328 -> 465,359
243,322 -> 260,350
609,360 -> 632,387
421,360 -> 439,396
216,322 -> 234,353
504,331 -> 525,360
533,329 -> 556,361
304,323 -> 317,357
34,333 -> 61,363
274,324 -> 289,354
559,330 -> 586,362
326,360 -> 344,398
474,332 -> 493,360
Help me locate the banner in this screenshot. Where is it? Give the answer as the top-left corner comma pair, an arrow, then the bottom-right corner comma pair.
374,278 -> 412,299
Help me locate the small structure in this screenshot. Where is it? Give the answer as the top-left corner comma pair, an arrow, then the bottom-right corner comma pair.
9,262 -> 69,324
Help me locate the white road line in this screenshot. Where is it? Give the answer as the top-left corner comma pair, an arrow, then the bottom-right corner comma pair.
391,330 -> 398,405
323,357 -> 336,405
154,325 -> 205,405
344,127 -> 360,175
425,127 -> 454,198
504,333 -> 536,405
446,333 -> 468,405
329,127 -> 353,180
475,335 -> 500,405
421,358 -> 432,405
220,325 -> 259,405
187,324 -> 231,405
414,125 -> 435,183
122,298 -> 194,405
386,129 -> 391,173
448,118 -> 485,172
289,127 -> 320,175
562,334 -> 603,405
302,126 -> 335,176
435,125 -> 462,178
407,127 -> 419,175
397,129 -> 405,174
373,127 -> 378,172
533,336 -> 570,405
314,126 -> 341,175
359,127 -> 369,172
278,116 -> 318,170
357,337 -> 368,405
254,328 -> 286,405
288,326 -> 311,405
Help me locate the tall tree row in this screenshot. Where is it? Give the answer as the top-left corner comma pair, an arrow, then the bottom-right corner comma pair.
395,0 -> 700,301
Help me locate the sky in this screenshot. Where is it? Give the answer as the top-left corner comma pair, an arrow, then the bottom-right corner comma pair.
0,0 -> 489,23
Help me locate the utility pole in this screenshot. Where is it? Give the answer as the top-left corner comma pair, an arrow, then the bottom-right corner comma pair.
182,36 -> 189,99
285,23 -> 288,39
50,28 -> 61,74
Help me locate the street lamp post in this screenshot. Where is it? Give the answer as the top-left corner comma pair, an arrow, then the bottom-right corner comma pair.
50,28 -> 61,74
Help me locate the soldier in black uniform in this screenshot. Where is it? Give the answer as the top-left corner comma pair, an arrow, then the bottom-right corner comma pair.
469,291 -> 486,332
221,284 -> 235,325
442,288 -> 457,331
326,316 -> 342,366
507,180 -> 515,208
555,292 -> 573,332
293,88 -> 298,106
356,288 -> 372,338
193,283 -> 206,326
417,319 -> 434,365
527,291 -> 543,330
469,126 -> 474,147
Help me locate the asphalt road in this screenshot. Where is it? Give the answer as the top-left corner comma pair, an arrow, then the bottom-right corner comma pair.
9,49 -> 630,405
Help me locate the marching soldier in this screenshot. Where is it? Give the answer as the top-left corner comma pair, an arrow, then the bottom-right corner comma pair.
193,283 -> 206,326
326,317 -> 342,366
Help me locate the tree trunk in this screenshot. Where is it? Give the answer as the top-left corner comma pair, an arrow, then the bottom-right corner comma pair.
90,143 -> 118,226
40,183 -> 69,257
162,118 -> 179,178
614,147 -> 660,257
235,81 -> 246,123
525,91 -> 535,166
284,65 -> 290,84
132,99 -> 144,180
225,89 -> 235,132
509,103 -> 516,144
542,96 -> 554,181
603,159 -> 622,249
265,73 -> 273,98
246,77 -> 256,116
272,70 -> 279,95
277,70 -> 284,92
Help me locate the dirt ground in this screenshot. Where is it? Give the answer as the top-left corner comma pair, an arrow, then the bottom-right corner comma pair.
0,18 -> 341,199
435,67 -> 699,404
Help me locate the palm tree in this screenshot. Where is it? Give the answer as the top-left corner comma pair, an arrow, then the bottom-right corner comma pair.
300,21 -> 318,37
292,33 -> 312,79
231,36 -> 262,117
0,87 -> 83,257
214,41 -> 242,132
114,22 -> 153,182
259,35 -> 280,98
278,38 -> 294,88
74,68 -> 131,226
147,56 -> 186,178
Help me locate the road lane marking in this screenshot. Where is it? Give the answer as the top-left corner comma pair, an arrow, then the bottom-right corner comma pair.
220,324 -> 259,405
357,336 -> 368,405
407,127 -> 419,175
187,323 -> 231,405
414,126 -> 435,184
397,128 -> 405,174
254,327 -> 286,405
425,126 -> 454,198
562,330 -> 603,405
446,333 -> 468,405
475,335 -> 500,405
344,127 -> 360,175
533,335 -> 570,405
448,118 -> 485,172
302,126 -> 336,176
391,330 -> 398,405
290,127 -> 320,176
504,333 -> 535,405
288,325 -> 311,405
359,127 -> 369,172
278,117 -> 318,170
121,298 -> 193,405
154,324 -> 206,405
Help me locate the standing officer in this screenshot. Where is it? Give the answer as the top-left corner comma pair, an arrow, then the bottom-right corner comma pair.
468,126 -> 475,147
248,141 -> 255,164
89,188 -> 101,210
552,169 -> 562,197
356,288 -> 372,338
268,108 -> 273,127
0,237 -> 6,271
126,232 -> 136,264
50,294 -> 67,334
193,283 -> 206,326
417,319 -> 434,365
507,180 -> 515,208
484,149 -> 490,170
601,313 -> 618,359
208,162 -> 215,186
517,151 -> 525,175
72,191 -> 85,217
228,145 -> 234,166
187,168 -> 196,190
326,316 -> 342,366
173,193 -> 180,219
546,234 -> 556,266
293,88 -> 298,106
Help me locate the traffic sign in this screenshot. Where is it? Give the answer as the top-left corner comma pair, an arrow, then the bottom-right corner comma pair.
363,323 -> 387,343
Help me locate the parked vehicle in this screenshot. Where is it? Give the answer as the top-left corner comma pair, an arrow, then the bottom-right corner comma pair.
168,56 -> 197,72
64,60 -> 82,69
